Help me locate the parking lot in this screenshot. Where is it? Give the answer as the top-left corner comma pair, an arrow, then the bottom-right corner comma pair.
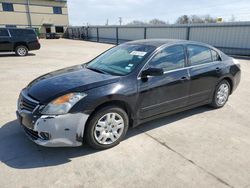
0,39 -> 250,188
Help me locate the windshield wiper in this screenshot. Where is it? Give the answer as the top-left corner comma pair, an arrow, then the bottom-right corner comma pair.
86,66 -> 109,75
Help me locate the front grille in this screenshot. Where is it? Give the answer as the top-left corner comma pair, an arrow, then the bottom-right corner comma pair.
22,125 -> 39,140
19,92 -> 39,112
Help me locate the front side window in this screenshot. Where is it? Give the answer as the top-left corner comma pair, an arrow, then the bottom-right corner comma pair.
53,7 -> 62,14
149,45 -> 185,71
2,3 -> 14,11
187,45 -> 213,66
87,44 -> 156,76
0,28 -> 9,37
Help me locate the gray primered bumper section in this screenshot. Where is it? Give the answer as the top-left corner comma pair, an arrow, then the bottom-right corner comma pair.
31,113 -> 89,147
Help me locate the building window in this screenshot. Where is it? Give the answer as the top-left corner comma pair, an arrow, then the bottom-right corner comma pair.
53,7 -> 62,14
2,3 -> 14,12
55,26 -> 64,33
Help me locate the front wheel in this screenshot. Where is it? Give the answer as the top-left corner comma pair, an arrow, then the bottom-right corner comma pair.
85,106 -> 129,150
210,80 -> 231,108
15,45 -> 28,56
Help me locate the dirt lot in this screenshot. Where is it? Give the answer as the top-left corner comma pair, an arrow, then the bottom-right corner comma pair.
0,39 -> 250,188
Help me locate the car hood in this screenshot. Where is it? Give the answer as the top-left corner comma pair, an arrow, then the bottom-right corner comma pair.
26,65 -> 120,103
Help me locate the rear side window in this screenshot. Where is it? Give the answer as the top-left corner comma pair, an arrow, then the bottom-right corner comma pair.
187,45 -> 212,66
2,3 -> 14,11
0,29 -> 9,37
211,50 -> 221,61
9,29 -> 36,36
149,45 -> 185,71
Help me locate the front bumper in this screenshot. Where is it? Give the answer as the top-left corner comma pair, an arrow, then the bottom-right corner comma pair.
17,110 -> 89,147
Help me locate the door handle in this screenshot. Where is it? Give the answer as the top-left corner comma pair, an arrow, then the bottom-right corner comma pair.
215,67 -> 221,72
180,76 -> 189,81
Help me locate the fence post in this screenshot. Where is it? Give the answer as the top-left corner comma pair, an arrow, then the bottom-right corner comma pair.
186,25 -> 190,40
78,27 -> 80,39
144,27 -> 147,39
86,27 -> 89,40
96,27 -> 99,42
116,27 -> 119,45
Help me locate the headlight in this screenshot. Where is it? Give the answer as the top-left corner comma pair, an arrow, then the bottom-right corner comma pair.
41,92 -> 87,115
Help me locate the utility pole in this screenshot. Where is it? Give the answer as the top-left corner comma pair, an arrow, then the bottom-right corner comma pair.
119,17 -> 122,26
26,0 -> 32,27
105,19 -> 109,26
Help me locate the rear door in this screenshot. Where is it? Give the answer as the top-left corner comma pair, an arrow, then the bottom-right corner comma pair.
138,45 -> 190,119
187,44 -> 223,105
0,28 -> 12,51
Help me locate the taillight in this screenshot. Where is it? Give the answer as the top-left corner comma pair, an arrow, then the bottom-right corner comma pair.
233,58 -> 241,69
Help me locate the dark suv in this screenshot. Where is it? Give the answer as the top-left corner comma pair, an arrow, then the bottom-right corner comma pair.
0,28 -> 40,56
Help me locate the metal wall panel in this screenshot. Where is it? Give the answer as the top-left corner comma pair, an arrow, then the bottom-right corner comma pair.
146,27 -> 187,39
68,22 -> 250,55
99,27 -> 116,39
118,27 -> 144,40
189,26 -> 250,48
88,27 -> 97,38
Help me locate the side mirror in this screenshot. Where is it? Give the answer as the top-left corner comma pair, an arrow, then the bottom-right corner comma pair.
141,67 -> 164,78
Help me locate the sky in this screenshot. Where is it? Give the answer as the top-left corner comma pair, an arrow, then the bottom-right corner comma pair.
67,0 -> 250,26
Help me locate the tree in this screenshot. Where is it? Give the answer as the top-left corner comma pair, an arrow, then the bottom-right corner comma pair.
176,14 -> 216,24
203,15 -> 216,23
190,15 -> 204,23
148,19 -> 168,25
176,15 -> 190,24
228,15 -> 236,22
126,20 -> 147,26
126,19 -> 168,26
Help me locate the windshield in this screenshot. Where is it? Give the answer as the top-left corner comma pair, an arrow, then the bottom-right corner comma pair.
86,44 -> 156,76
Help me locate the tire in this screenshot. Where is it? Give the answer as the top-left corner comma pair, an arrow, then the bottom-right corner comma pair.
85,105 -> 129,150
210,80 -> 231,108
15,45 -> 28,56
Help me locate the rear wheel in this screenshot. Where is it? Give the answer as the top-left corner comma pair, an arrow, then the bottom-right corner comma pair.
85,106 -> 129,150
210,80 -> 230,108
15,45 -> 28,56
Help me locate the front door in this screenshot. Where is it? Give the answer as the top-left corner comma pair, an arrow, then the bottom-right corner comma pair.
0,28 -> 12,51
138,45 -> 190,119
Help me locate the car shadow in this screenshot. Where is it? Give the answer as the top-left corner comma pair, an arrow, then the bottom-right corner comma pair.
0,106 -> 212,169
0,53 -> 35,57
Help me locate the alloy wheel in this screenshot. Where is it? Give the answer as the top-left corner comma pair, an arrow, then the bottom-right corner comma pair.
17,47 -> 27,56
216,83 -> 229,106
94,112 -> 125,145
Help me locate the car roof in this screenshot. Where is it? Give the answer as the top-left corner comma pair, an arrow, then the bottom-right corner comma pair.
5,27 -> 34,31
126,39 -> 213,49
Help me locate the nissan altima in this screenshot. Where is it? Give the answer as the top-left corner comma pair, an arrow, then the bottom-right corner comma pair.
16,39 -> 241,149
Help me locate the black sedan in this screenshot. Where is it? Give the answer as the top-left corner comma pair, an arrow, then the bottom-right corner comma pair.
17,39 -> 241,149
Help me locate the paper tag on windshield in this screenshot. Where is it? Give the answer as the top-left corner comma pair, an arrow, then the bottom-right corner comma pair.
130,51 -> 147,57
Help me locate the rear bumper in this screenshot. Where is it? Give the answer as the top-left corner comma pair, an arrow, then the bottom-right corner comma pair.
233,71 -> 241,92
28,42 -> 40,51
17,110 -> 89,147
